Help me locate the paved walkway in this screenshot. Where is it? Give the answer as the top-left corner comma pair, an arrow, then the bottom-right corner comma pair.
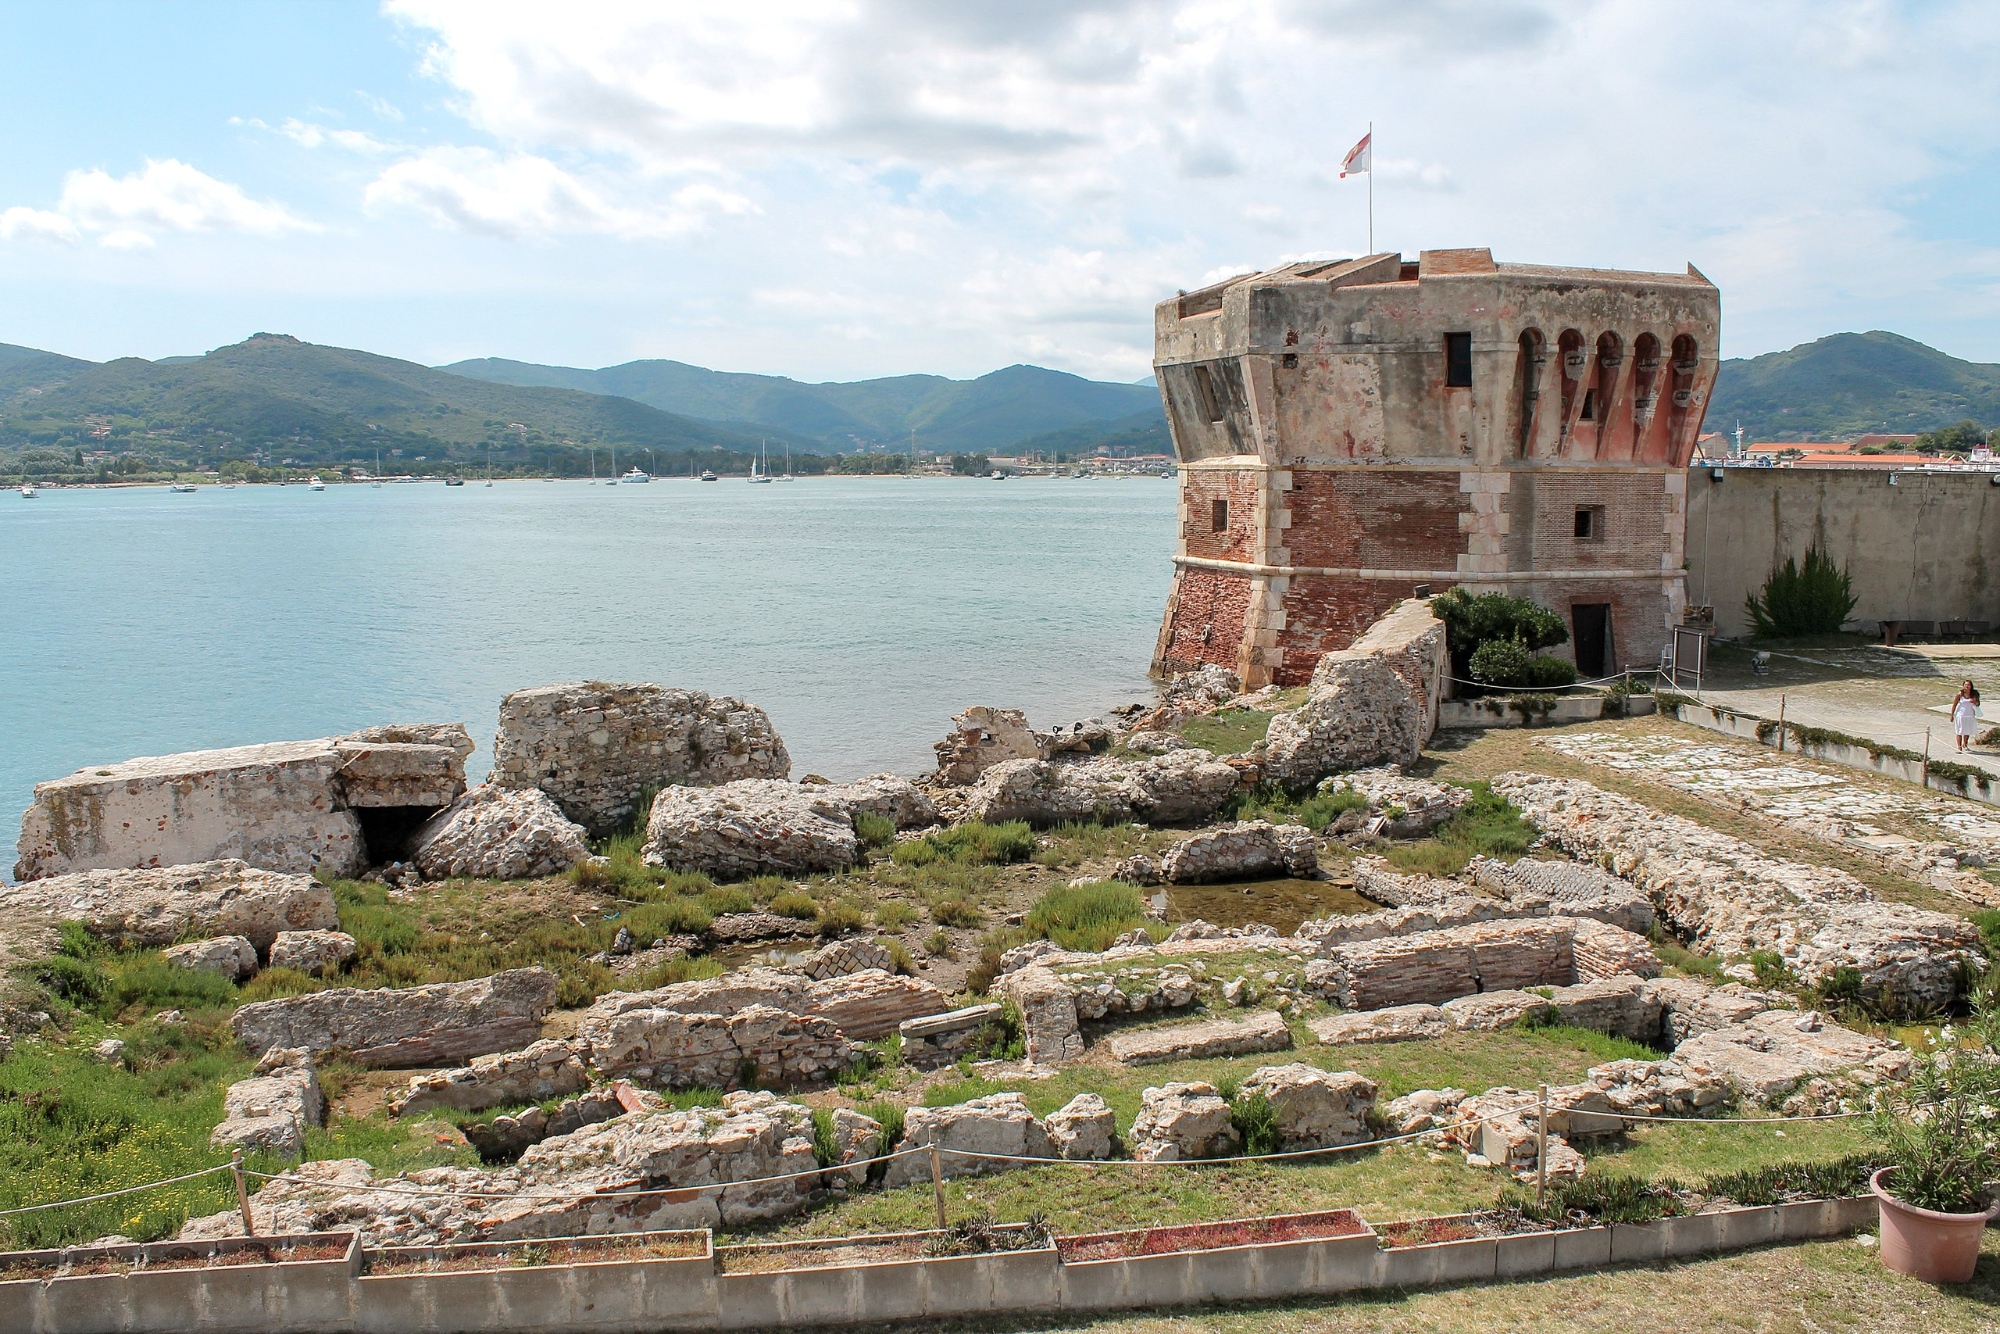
1692,643 -> 2000,782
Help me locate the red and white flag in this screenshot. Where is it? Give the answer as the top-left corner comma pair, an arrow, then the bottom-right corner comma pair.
1340,131 -> 1371,178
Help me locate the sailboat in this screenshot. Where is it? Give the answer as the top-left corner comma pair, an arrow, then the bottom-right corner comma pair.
372,449 -> 384,487
748,439 -> 773,483
606,446 -> 618,486
779,442 -> 795,481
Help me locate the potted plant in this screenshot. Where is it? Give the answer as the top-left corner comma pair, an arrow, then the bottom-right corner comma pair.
1868,1037 -> 2000,1284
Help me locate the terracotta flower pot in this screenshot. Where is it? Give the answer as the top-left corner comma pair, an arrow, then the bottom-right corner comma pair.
1871,1167 -> 1998,1284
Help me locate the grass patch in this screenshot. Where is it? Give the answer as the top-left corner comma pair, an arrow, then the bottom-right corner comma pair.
875,900 -> 918,931
930,899 -> 984,929
1224,782 -> 1368,833
854,812 -> 897,850
1023,881 -> 1152,953
1381,781 -> 1535,877
1518,1020 -> 1665,1064
891,821 -> 1037,868
768,890 -> 820,920
1181,709 -> 1278,756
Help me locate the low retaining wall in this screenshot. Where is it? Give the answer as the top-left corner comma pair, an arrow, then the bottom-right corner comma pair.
0,1197 -> 1877,1332
1439,695 -> 1656,730
1670,700 -> 2000,808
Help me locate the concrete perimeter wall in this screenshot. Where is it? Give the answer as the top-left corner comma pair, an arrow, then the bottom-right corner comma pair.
1685,467 -> 2000,639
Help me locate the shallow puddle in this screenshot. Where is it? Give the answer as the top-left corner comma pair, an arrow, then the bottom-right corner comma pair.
1152,878 -> 1376,935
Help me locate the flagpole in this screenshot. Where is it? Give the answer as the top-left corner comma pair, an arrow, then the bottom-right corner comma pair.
1367,120 -> 1374,254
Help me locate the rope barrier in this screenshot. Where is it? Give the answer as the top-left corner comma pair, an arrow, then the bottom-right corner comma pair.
0,1102 -> 1879,1218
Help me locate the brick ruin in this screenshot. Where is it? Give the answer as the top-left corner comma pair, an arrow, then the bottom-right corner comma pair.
1150,248 -> 1721,686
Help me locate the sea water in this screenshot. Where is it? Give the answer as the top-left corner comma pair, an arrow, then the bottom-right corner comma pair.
0,477 -> 1179,874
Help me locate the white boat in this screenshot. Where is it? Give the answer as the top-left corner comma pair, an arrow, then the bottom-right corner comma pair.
748,439 -> 774,483
699,469 -> 718,482
19,484 -> 37,498
308,475 -> 325,491
620,468 -> 651,484
779,443 -> 794,481
169,483 -> 197,493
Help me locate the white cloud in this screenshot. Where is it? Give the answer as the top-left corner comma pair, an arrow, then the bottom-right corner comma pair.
363,146 -> 757,239
0,159 -> 316,249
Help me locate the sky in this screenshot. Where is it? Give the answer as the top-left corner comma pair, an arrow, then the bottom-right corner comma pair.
1,1 -> 1997,383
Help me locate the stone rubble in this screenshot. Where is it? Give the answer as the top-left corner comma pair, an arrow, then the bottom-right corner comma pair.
409,785 -> 592,881
491,682 -> 790,837
4,860 -> 337,952
882,1092 -> 1053,1188
578,1000 -> 857,1089
461,1087 -> 630,1163
267,930 -> 357,978
898,1003 -> 1002,1068
933,707 -> 1044,785
1382,1087 -> 1467,1136
1044,1092 -> 1118,1160
1304,917 -> 1659,1011
1106,1010 -> 1292,1065
163,934 -> 259,982
1154,821 -> 1319,884
992,965 -> 1084,1065
641,780 -> 860,880
961,750 -> 1241,828
231,968 -> 559,1068
390,1038 -> 591,1117
1492,771 -> 1985,1012
1238,1063 -> 1377,1149
707,912 -> 818,944
1326,768 -> 1470,839
1672,1008 -> 1912,1102
1309,1003 -> 1448,1047
1260,601 -> 1447,790
211,1049 -> 325,1160
802,969 -> 954,1041
1128,1082 -> 1240,1162
821,774 -> 939,830
1349,858 -> 1465,909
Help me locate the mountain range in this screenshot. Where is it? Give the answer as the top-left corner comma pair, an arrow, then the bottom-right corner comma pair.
2,327 -> 1995,473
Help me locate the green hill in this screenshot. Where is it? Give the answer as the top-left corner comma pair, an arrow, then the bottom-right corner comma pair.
1709,331 -> 2000,441
0,342 -> 93,397
439,356 -> 1162,454
0,334 -> 766,475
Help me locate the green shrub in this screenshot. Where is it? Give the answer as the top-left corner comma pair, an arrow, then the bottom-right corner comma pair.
1701,1154 -> 1878,1208
1469,638 -> 1578,689
925,928 -> 954,957
103,958 -> 237,1016
33,954 -> 105,1007
1381,782 -> 1535,878
632,954 -> 725,989
768,890 -> 820,920
1503,1172 -> 1685,1225
1748,949 -> 1799,990
930,899 -> 983,929
1225,781 -> 1367,830
1230,1092 -> 1281,1157
1023,881 -> 1151,953
977,1000 -> 1026,1061
701,886 -> 755,915
1431,587 -> 1569,681
333,881 -> 422,954
811,1108 -> 841,1168
875,901 -> 918,930
893,821 -> 1036,867
622,897 -> 714,938
855,1101 -> 906,1182
854,812 -> 897,850
876,937 -> 915,975
1745,543 -> 1857,638
56,921 -> 100,960
236,968 -> 322,1003
1523,653 -> 1579,687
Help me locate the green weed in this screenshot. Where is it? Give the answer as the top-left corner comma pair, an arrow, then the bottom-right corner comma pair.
854,812 -> 897,850
1023,881 -> 1151,953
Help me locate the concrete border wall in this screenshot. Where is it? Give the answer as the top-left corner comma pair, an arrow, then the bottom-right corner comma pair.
1684,466 -> 2000,639
0,1197 -> 1877,1332
1439,694 -> 1657,730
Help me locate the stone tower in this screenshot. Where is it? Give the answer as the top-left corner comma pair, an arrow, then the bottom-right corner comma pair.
1150,248 -> 1721,686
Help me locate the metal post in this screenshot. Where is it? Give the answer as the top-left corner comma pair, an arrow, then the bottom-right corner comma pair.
1777,695 -> 1786,752
1924,728 -> 1932,788
929,1141 -> 947,1230
231,1150 -> 257,1237
1536,1084 -> 1550,1209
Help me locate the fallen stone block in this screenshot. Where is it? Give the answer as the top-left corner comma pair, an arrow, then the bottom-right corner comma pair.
994,965 -> 1082,1065
211,1050 -> 324,1161
899,1002 -> 1002,1068
391,1038 -> 591,1117
164,934 -> 259,982
231,968 -> 559,1067
1045,1092 -> 1117,1160
1439,990 -> 1556,1031
1107,1010 -> 1292,1065
492,682 -> 789,837
1238,1063 -> 1377,1149
331,738 -> 467,809
708,911 -> 818,943
1472,855 -> 1655,935
1157,821 -> 1319,884
962,749 -> 1240,828
267,930 -> 356,978
1548,974 -> 1662,1043
1309,1004 -> 1447,1046
5,860 -> 336,952
410,785 -> 592,881
1350,858 -> 1465,908
1672,1008 -> 1911,1103
641,780 -> 860,879
1383,1087 -> 1465,1135
1644,978 -> 1776,1047
579,995 -> 857,1089
1262,600 -> 1444,789
823,773 -> 939,829
1129,1082 -> 1239,1161
883,1092 -> 1052,1187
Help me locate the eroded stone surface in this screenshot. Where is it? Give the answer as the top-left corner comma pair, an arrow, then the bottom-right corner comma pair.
391,1039 -> 590,1117
163,934 -> 259,982
267,930 -> 357,978
1106,1010 -> 1292,1065
803,969 -> 952,1041
231,968 -> 558,1068
1129,1082 -> 1239,1162
579,998 -> 856,1089
211,1050 -> 324,1161
1471,856 -> 1655,935
1309,1003 -> 1447,1047
1305,916 -> 1658,1010
961,750 -> 1239,828
492,682 -> 790,837
1238,1063 -> 1377,1149
410,785 -> 592,881
1045,1092 -> 1117,1160
1157,821 -> 1318,884
641,780 -> 859,880
1672,1009 -> 1911,1102
934,708 -> 1043,785
993,965 -> 1083,1065
1260,603 -> 1445,789
6,861 -> 337,952
882,1092 -> 1051,1187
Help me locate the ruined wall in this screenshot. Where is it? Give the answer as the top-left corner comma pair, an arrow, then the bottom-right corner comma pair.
1686,467 -> 2000,638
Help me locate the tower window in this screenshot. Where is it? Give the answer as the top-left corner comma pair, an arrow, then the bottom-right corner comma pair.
1445,332 -> 1472,388
1574,506 -> 1605,540
1192,365 -> 1225,423
1211,498 -> 1229,532
1579,389 -> 1597,421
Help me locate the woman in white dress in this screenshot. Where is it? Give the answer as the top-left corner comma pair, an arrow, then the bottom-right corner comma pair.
1952,680 -> 1982,753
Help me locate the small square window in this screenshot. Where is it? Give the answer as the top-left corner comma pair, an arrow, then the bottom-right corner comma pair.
1574,506 -> 1605,540
1445,332 -> 1472,388
1211,498 -> 1229,532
